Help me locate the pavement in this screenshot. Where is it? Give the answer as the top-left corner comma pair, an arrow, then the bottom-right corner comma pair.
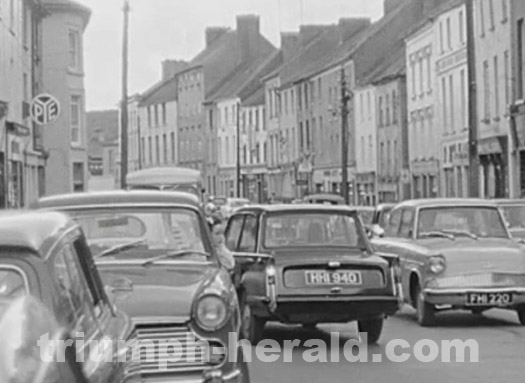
246,305 -> 525,383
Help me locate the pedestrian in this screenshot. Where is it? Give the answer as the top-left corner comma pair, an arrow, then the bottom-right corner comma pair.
208,215 -> 235,272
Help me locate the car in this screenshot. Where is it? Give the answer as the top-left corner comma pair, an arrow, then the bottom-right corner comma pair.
355,206 -> 375,227
225,204 -> 402,344
302,193 -> 345,205
370,198 -> 525,327
366,203 -> 397,238
35,190 -> 249,383
493,199 -> 525,242
0,210 -> 132,383
221,198 -> 251,219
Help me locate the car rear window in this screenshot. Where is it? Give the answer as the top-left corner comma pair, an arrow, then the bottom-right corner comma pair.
0,267 -> 28,301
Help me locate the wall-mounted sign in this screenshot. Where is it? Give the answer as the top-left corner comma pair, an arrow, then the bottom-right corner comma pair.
30,93 -> 60,125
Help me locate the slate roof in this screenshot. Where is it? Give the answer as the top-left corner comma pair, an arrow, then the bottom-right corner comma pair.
139,76 -> 178,107
368,40 -> 407,85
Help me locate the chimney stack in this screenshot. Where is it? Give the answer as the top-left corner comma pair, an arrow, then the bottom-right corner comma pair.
236,15 -> 260,62
205,26 -> 229,47
298,24 -> 332,47
161,60 -> 188,81
281,32 -> 300,62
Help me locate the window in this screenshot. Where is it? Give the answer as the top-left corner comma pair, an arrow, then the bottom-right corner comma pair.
380,142 -> 385,174
488,0 -> 495,30
393,140 -> 398,171
361,136 -> 365,163
483,60 -> 491,119
439,21 -> 444,52
519,19 -> 525,99
163,134 -> 167,164
148,137 -> 152,163
385,94 -> 390,126
387,141 -> 391,175
460,69 -> 466,128
459,10 -> 465,43
141,137 -> 145,165
68,30 -> 81,70
419,59 -> 424,95
385,208 -> 402,237
225,216 -> 244,251
442,78 -> 447,131
399,208 -> 415,238
494,55 -> 499,117
446,18 -> 452,50
480,0 -> 486,35
449,74 -> 455,131
368,135 -> 373,166
318,78 -> 322,99
263,142 -> 267,163
255,110 -> 259,131
502,0 -> 508,22
162,103 -> 167,125
73,162 -> 84,192
171,132 -> 175,163
360,93 -> 364,121
155,135 -> 160,164
238,215 -> 258,253
504,50 -> 510,107
411,62 -> 416,97
392,90 -> 398,123
426,57 -> 432,92
147,107 -> 152,127
70,95 -> 82,145
379,96 -> 384,126
367,92 -> 371,119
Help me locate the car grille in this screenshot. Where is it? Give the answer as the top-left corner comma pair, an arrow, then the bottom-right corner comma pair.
124,323 -> 225,378
432,273 -> 525,289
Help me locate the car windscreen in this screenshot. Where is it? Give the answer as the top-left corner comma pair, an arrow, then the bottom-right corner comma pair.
67,208 -> 209,257
499,205 -> 525,230
417,206 -> 509,239
358,210 -> 374,225
263,212 -> 365,249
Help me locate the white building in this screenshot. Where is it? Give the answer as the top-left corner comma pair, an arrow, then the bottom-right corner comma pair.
127,94 -> 142,172
355,85 -> 378,205
0,0 -> 47,207
406,19 -> 439,199
216,98 -> 239,197
436,2 -> 470,197
473,0 -> 512,198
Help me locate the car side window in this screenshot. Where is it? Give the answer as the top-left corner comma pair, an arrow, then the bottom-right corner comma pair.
385,208 -> 402,237
238,215 -> 258,253
399,208 -> 415,238
54,245 -> 98,335
225,215 -> 244,251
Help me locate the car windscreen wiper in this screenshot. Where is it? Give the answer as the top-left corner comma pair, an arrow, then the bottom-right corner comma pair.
141,250 -> 210,267
97,239 -> 147,258
441,229 -> 478,240
419,231 -> 455,240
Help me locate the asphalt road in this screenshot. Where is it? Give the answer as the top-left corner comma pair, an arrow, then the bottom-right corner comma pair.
246,305 -> 525,383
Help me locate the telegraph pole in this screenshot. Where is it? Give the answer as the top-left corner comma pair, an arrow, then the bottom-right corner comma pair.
236,101 -> 242,197
120,0 -> 130,189
340,66 -> 352,205
466,0 -> 479,197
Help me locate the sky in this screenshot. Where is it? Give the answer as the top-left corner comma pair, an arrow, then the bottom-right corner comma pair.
80,0 -> 385,111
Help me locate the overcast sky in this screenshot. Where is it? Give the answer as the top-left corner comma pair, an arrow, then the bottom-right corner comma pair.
81,0 -> 384,111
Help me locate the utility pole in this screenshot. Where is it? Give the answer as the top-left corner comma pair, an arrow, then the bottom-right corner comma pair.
120,0 -> 130,189
236,101 -> 242,197
340,66 -> 352,205
466,0 -> 479,197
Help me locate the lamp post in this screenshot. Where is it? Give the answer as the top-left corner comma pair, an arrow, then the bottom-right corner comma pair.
120,0 -> 130,189
236,101 -> 242,197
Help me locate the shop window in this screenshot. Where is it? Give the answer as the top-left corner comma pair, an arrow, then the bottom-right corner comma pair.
73,162 -> 85,192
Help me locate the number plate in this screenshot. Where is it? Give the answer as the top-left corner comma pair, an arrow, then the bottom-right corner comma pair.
305,270 -> 362,286
466,293 -> 513,306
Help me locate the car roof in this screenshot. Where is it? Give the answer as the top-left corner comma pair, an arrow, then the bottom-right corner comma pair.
0,210 -> 75,255
493,199 -> 525,205
35,190 -> 201,210
393,198 -> 500,209
237,204 -> 358,213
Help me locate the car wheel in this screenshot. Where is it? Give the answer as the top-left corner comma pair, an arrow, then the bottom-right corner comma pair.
517,305 -> 525,325
357,317 -> 384,344
240,296 -> 265,344
415,286 -> 436,327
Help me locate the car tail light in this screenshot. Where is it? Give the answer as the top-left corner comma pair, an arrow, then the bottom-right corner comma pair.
428,255 -> 446,274
266,264 -> 276,284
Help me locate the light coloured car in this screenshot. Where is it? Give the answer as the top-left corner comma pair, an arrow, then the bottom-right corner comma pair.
221,198 -> 250,218
371,198 -> 525,327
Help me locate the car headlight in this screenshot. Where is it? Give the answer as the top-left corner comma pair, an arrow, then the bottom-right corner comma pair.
195,295 -> 229,331
428,255 -> 446,274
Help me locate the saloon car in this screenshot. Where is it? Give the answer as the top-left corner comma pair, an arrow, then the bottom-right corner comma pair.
0,211 -> 132,383
371,198 -> 525,327
35,190 -> 249,383
225,204 -> 402,344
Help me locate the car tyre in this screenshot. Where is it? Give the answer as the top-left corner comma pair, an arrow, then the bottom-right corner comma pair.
240,295 -> 265,344
517,305 -> 525,325
357,317 -> 384,344
415,286 -> 436,327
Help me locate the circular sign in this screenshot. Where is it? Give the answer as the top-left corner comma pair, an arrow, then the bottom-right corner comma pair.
30,93 -> 61,125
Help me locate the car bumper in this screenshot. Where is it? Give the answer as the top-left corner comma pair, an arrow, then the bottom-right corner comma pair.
423,287 -> 525,307
137,368 -> 242,383
252,295 -> 400,322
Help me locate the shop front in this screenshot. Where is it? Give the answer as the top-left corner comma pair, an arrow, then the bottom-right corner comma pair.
356,172 -> 377,206
410,159 -> 439,199
241,167 -> 268,203
477,136 -> 508,199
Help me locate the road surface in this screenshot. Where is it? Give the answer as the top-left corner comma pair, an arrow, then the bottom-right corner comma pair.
246,306 -> 525,382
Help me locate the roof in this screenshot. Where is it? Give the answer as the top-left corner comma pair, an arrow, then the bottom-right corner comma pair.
126,167 -> 202,186
41,0 -> 91,26
394,198 -> 500,209
0,211 -> 75,254
493,199 -> 525,206
238,204 -> 359,213
35,190 -> 201,210
369,42 -> 407,85
87,110 -> 119,143
139,76 -> 178,107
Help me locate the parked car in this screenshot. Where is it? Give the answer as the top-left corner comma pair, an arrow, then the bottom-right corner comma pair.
0,295 -> 89,383
302,193 -> 345,205
494,199 -> 525,241
0,210 -> 132,383
225,204 -> 402,344
35,190 -> 249,383
366,203 -> 397,238
371,198 -> 525,327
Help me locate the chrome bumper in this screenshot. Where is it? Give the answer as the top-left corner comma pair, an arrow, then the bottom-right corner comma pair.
137,368 -> 242,383
423,287 -> 525,306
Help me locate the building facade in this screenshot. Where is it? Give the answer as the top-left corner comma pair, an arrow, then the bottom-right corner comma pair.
473,0 -> 511,198
436,2 -> 470,198
406,21 -> 440,199
127,94 -> 142,172
216,98 -> 239,197
0,0 -> 47,208
41,0 -> 91,195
